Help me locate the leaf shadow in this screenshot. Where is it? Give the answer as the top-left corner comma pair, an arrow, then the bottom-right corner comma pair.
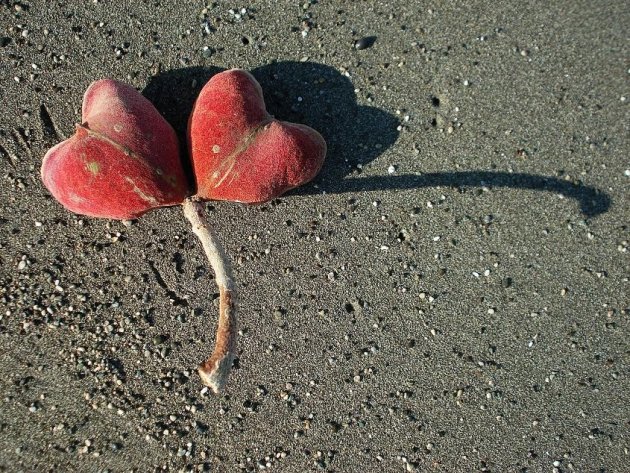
143,61 -> 611,217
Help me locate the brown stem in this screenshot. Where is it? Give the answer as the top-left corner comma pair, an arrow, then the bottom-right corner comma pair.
182,197 -> 236,394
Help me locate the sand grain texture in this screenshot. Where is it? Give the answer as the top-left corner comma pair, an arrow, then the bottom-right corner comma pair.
0,1 -> 628,471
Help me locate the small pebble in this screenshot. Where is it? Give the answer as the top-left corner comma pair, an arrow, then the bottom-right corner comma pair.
202,46 -> 213,58
355,36 -> 376,50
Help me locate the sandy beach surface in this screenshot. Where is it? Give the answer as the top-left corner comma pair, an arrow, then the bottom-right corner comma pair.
0,1 -> 628,471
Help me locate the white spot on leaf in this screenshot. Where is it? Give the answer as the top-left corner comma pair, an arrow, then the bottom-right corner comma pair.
124,177 -> 158,205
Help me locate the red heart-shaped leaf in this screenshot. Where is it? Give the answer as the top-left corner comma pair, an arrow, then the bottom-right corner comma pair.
41,79 -> 189,220
188,69 -> 326,204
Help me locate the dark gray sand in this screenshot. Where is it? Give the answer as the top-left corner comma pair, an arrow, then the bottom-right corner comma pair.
1,1 -> 628,471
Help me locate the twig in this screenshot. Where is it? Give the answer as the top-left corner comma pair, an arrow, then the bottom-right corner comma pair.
182,197 -> 236,394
